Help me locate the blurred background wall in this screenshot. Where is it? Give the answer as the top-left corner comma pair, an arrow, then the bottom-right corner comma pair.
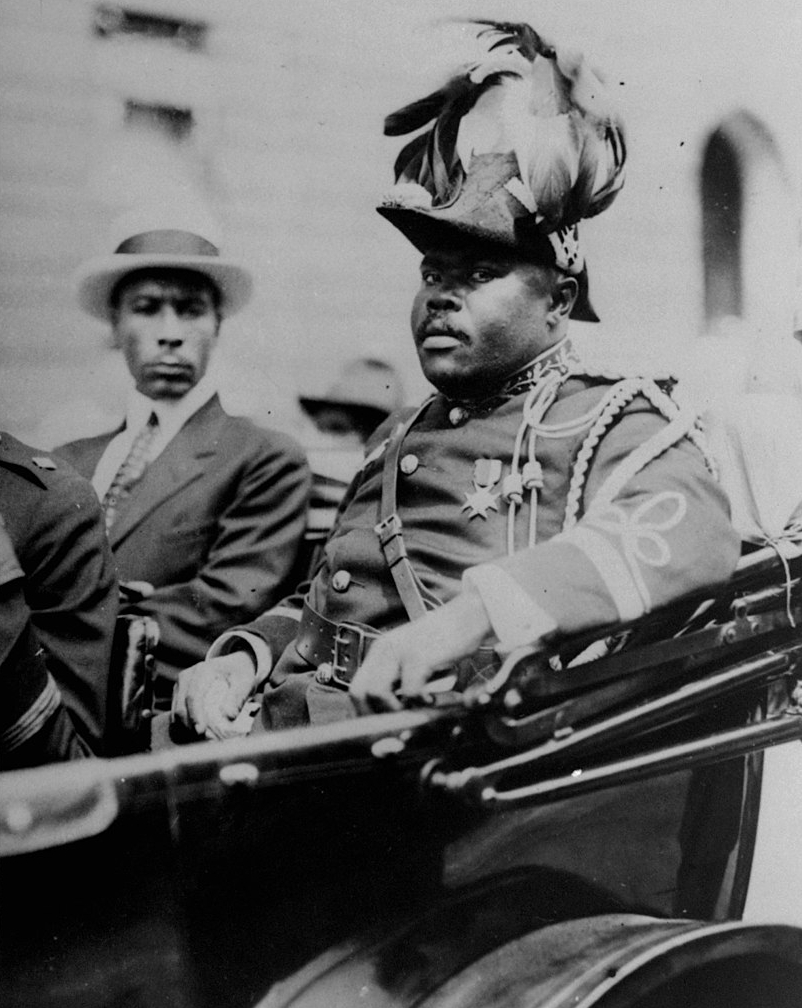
0,0 -> 800,446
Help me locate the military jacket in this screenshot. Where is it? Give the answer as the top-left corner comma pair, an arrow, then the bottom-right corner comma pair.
0,522 -> 89,768
242,340 -> 740,726
0,433 -> 117,751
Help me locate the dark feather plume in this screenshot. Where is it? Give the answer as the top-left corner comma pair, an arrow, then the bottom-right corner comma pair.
383,19 -> 626,229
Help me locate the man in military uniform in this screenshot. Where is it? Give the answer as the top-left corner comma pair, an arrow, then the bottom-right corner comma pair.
0,525 -> 89,769
0,432 -> 117,760
172,21 -> 740,737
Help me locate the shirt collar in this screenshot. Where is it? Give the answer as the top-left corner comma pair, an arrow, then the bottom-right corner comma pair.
125,374 -> 217,440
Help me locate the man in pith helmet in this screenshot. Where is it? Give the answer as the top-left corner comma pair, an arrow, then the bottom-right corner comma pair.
299,357 -> 406,562
173,21 -> 738,737
299,357 -> 405,447
57,207 -> 311,707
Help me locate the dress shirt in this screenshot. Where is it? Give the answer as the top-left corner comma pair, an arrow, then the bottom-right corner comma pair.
91,377 -> 218,500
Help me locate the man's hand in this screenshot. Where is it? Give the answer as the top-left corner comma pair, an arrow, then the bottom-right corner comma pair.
350,588 -> 492,713
172,651 -> 258,740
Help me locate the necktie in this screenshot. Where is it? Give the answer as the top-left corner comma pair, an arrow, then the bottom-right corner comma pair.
103,412 -> 159,531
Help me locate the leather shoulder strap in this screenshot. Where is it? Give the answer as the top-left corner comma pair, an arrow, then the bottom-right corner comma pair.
374,399 -> 441,621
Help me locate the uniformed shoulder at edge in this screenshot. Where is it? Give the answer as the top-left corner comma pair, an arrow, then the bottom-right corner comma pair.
0,431 -> 63,486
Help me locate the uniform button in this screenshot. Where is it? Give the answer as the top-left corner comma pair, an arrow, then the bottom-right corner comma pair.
400,453 -> 419,475
449,407 -> 469,426
331,570 -> 351,592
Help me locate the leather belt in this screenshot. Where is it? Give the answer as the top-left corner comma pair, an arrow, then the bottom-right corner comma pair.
295,600 -> 501,694
295,601 -> 380,688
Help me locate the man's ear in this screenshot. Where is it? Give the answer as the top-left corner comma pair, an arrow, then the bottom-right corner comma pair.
549,274 -> 578,324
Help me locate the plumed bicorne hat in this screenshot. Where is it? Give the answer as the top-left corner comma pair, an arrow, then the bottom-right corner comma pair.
74,206 -> 253,321
377,20 -> 627,322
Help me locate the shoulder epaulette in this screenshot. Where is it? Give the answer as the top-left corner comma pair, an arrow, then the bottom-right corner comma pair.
0,432 -> 55,487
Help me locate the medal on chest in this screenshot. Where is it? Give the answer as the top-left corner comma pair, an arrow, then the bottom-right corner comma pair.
462,458 -> 503,520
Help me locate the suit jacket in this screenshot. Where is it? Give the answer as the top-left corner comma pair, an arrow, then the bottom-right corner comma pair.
0,432 -> 117,753
58,395 -> 311,689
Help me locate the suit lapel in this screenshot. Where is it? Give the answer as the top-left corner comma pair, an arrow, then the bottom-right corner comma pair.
109,396 -> 224,548
62,425 -> 124,482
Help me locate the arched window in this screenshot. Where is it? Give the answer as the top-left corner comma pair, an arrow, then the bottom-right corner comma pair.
701,129 -> 743,322
700,112 -> 793,337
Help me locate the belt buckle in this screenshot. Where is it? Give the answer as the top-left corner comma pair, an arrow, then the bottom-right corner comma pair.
331,623 -> 370,688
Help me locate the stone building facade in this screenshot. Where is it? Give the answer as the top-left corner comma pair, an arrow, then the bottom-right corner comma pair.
0,0 -> 799,442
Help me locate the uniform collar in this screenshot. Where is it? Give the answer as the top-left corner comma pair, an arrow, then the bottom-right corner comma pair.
443,337 -> 581,423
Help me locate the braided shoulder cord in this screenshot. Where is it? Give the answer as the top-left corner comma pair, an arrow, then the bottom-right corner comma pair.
503,368 -> 610,553
562,378 -> 645,531
505,374 -> 564,555
686,417 -> 720,480
562,378 -> 713,531
589,392 -> 698,513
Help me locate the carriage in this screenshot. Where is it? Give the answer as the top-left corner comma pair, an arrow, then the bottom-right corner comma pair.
3,543 -> 802,1007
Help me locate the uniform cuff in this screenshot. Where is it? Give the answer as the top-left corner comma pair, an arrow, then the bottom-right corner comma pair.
0,673 -> 62,751
463,563 -> 558,655
207,631 -> 273,687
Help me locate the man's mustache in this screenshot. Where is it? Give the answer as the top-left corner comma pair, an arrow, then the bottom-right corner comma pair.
415,317 -> 465,341
145,358 -> 194,371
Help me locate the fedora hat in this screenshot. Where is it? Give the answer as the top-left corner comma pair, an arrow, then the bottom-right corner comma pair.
300,358 -> 405,422
74,207 -> 253,320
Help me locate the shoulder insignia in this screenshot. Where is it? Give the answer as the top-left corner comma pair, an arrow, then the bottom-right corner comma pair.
31,456 -> 57,471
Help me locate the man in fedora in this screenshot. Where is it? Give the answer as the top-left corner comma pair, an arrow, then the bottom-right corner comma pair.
172,21 -> 739,737
57,210 -> 311,706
